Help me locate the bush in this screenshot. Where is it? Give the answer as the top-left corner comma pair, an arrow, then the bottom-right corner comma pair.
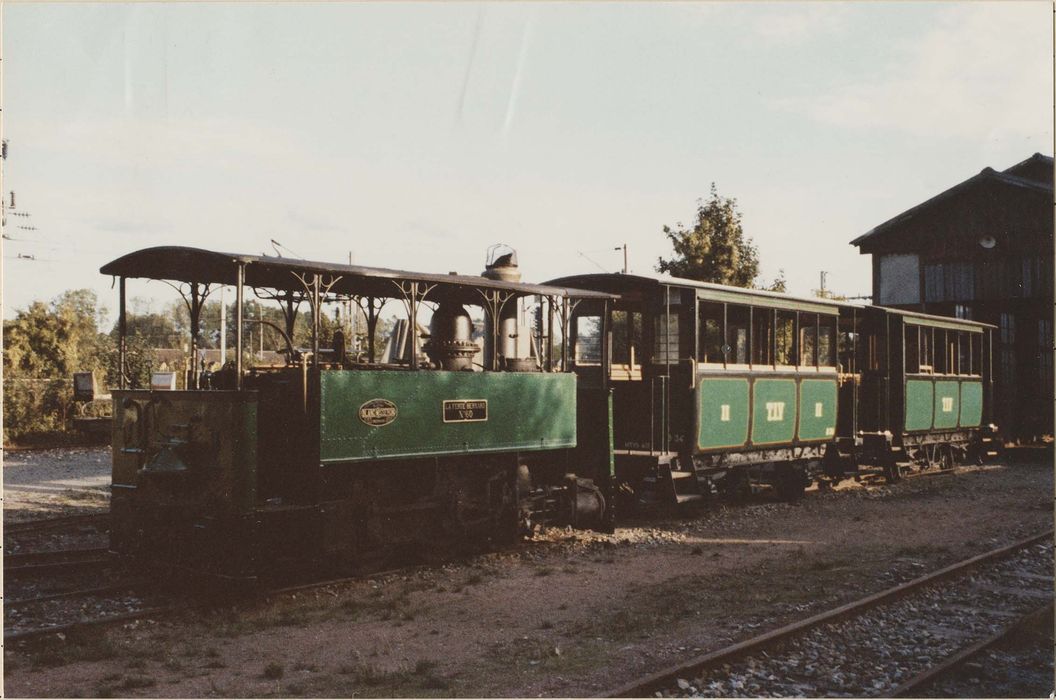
3,378 -> 73,443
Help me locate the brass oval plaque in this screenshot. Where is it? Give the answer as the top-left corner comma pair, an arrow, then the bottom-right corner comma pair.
358,398 -> 398,427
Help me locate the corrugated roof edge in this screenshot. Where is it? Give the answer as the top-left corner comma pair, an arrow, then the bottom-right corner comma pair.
869,304 -> 997,330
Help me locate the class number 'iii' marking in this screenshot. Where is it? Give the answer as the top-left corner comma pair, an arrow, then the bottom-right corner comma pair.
765,402 -> 785,422
443,399 -> 488,423
720,404 -> 731,422
814,402 -> 824,417
941,397 -> 954,412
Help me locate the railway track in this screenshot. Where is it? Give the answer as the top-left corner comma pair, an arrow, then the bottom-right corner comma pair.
606,530 -> 1053,698
4,512 -> 110,535
5,547 -> 113,579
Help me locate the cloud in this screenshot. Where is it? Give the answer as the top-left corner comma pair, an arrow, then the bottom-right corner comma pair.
749,4 -> 850,44
772,3 -> 1052,141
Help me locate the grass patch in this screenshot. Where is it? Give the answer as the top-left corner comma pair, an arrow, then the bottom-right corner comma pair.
263,661 -> 285,679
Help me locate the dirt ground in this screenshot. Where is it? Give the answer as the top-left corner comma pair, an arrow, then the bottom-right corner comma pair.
4,456 -> 1053,698
3,447 -> 111,523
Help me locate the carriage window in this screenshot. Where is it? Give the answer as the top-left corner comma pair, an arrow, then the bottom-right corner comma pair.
574,315 -> 602,365
970,333 -> 982,375
957,332 -> 970,376
775,310 -> 797,365
818,315 -> 837,368
905,325 -> 920,373
726,304 -> 750,365
934,329 -> 948,374
611,310 -> 642,366
653,312 -> 679,364
698,302 -> 724,364
799,313 -> 818,367
919,326 -> 933,373
946,331 -> 958,374
752,307 -> 773,366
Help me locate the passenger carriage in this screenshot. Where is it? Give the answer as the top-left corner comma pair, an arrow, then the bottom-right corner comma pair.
547,273 -> 843,503
831,304 -> 999,481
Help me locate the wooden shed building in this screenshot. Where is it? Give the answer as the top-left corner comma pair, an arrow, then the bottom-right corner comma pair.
851,153 -> 1053,440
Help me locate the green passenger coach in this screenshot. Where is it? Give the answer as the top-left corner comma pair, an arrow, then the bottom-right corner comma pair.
830,304 -> 998,481
545,273 -> 843,503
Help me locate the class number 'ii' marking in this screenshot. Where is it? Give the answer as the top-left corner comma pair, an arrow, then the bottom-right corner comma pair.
443,399 -> 488,423
765,402 -> 785,422
941,397 -> 954,412
720,404 -> 731,422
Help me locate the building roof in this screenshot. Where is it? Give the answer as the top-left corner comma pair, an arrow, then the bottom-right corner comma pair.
851,153 -> 1053,248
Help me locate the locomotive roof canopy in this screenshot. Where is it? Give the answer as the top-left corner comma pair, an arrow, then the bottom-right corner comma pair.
100,246 -> 615,303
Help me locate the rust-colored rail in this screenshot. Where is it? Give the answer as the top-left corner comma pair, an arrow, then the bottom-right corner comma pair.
604,530 -> 1052,698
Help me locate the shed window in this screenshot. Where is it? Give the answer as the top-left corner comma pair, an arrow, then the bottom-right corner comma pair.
775,311 -> 797,366
752,308 -> 773,366
698,302 -> 723,364
726,304 -> 750,365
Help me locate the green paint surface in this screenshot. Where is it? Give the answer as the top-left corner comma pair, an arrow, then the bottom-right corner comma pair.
905,380 -> 934,431
751,378 -> 796,445
697,377 -> 749,450
933,380 -> 960,430
959,381 -> 983,428
319,370 -> 577,462
797,378 -> 837,441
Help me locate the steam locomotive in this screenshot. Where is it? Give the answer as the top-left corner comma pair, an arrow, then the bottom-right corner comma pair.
101,245 -> 997,580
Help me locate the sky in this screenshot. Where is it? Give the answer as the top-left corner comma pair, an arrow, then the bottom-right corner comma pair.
3,2 -> 1052,321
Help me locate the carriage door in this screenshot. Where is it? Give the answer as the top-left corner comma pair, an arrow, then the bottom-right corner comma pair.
608,300 -> 650,451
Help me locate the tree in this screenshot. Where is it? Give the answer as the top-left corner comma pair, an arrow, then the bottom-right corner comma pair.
4,289 -> 109,379
657,184 -> 760,288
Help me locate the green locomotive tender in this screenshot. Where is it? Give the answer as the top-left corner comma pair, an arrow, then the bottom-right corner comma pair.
102,246 -> 616,580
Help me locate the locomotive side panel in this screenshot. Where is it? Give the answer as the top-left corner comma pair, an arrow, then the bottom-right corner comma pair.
318,370 -> 577,463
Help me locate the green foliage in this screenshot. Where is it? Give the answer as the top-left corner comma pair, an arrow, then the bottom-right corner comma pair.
657,184 -> 760,288
4,290 -> 108,380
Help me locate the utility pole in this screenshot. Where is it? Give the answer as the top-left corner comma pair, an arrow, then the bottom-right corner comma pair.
819,270 -> 828,297
220,286 -> 226,366
614,243 -> 628,274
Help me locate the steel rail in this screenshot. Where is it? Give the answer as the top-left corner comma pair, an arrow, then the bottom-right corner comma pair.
604,529 -> 1052,698
5,580 -> 149,608
888,601 -> 1055,698
4,605 -> 176,643
4,513 -> 110,535
5,546 -> 110,567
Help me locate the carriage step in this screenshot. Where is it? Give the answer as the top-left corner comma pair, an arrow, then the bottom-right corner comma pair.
675,494 -> 703,504
985,450 -> 1000,458
670,470 -> 695,480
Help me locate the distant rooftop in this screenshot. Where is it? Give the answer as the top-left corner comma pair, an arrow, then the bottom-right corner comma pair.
851,153 -> 1053,248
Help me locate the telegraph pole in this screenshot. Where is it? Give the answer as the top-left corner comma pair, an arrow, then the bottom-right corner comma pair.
614,243 -> 628,273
